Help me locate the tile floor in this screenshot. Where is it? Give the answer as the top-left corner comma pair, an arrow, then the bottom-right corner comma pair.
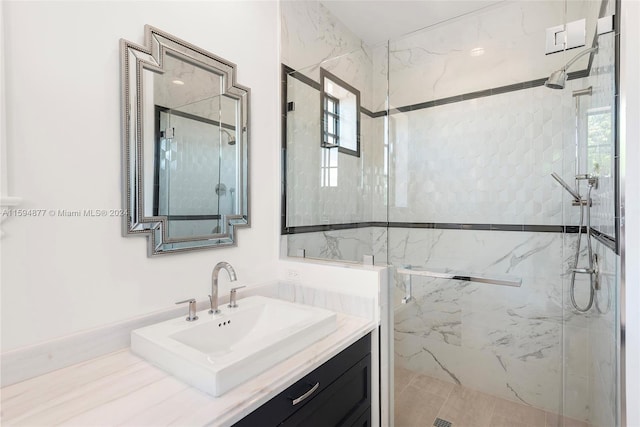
394,366 -> 590,427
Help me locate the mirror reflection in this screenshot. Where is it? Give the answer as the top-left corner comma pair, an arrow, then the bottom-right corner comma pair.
121,26 -> 250,255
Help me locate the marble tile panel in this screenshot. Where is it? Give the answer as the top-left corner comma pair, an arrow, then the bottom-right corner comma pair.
280,1 -> 362,75
386,1 -> 600,106
391,229 -> 564,281
461,310 -> 562,368
286,228 -> 372,263
395,332 -> 509,402
395,296 -> 462,346
497,356 -> 563,415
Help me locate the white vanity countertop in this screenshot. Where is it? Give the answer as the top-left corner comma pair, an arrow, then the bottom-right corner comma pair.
1,313 -> 375,427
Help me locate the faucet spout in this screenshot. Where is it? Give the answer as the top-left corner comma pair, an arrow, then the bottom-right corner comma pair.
210,262 -> 237,314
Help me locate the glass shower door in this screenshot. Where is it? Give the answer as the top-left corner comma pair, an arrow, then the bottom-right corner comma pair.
386,1 -> 619,426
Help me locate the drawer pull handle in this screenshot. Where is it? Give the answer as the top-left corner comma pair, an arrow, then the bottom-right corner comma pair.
291,382 -> 320,405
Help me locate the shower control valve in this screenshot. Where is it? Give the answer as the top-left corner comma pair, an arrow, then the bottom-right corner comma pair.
575,174 -> 599,189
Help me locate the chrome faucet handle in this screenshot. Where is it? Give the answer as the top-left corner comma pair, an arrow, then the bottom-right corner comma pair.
228,286 -> 246,308
175,298 -> 198,322
208,295 -> 221,315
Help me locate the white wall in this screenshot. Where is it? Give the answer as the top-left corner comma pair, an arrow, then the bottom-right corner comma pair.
621,1 -> 640,425
0,1 -> 280,351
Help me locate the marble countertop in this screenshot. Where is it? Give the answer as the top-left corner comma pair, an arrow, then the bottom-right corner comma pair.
1,313 -> 375,426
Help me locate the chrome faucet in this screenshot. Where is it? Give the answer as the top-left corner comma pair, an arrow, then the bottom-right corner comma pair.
209,262 -> 237,314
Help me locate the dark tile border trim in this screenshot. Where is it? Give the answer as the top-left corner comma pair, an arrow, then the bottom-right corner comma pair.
285,67 -> 591,118
285,66 -> 385,118
283,221 -> 387,235
289,69 -> 321,91
361,107 -> 386,118
283,222 -> 585,235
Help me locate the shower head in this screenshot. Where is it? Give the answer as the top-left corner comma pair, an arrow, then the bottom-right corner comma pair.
220,128 -> 236,145
544,45 -> 598,90
551,172 -> 582,201
545,69 -> 567,89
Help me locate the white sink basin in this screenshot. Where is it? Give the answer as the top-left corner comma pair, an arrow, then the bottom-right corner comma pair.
131,296 -> 337,396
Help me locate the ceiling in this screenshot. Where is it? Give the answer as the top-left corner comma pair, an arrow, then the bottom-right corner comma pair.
320,0 -> 505,45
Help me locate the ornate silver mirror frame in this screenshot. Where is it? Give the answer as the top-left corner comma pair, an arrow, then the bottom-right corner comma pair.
120,25 -> 250,256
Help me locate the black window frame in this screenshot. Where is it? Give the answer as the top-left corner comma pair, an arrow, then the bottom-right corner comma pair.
322,93 -> 340,148
319,68 -> 361,157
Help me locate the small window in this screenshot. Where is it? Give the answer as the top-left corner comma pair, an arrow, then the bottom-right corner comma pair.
323,94 -> 340,148
320,69 -> 360,157
586,106 -> 613,176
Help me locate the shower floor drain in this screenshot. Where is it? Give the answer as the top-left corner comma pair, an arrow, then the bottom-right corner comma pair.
434,418 -> 452,427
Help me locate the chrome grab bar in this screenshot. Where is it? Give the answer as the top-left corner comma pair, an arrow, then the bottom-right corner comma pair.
397,267 -> 522,288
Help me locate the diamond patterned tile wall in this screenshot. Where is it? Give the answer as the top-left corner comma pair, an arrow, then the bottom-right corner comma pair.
387,85 -> 576,225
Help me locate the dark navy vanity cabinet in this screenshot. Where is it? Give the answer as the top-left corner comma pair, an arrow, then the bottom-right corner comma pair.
234,333 -> 372,427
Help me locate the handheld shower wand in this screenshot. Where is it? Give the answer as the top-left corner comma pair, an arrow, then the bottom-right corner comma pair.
551,173 -> 601,312
550,172 -> 582,202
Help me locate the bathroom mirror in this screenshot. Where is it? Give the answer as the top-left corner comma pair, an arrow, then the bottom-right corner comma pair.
121,26 -> 250,255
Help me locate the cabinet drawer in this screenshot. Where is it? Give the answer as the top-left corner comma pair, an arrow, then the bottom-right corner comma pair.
350,406 -> 372,427
281,353 -> 371,426
234,333 -> 371,427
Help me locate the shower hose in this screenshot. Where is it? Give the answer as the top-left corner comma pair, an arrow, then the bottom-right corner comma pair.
569,184 -> 595,312
569,183 -> 610,313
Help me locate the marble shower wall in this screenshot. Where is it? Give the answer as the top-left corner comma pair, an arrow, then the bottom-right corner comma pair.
391,228 -> 568,417
282,1 -> 387,229
389,226 -> 615,425
286,226 -> 387,264
280,1 -> 363,83
387,1 -> 601,108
